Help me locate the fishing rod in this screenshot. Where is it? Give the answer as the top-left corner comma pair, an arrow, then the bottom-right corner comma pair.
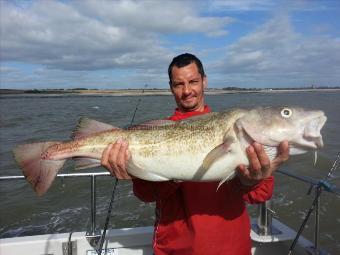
96,84 -> 148,255
130,84 -> 148,126
287,152 -> 340,255
96,178 -> 118,255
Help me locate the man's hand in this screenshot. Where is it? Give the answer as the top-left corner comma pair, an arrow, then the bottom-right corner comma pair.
101,138 -> 133,179
237,141 -> 289,187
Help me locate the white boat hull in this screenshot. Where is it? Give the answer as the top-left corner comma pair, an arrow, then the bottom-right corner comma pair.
0,219 -> 318,255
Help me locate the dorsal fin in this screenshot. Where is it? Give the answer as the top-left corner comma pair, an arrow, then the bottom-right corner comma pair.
71,117 -> 121,140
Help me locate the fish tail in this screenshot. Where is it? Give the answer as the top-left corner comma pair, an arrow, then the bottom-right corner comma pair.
13,142 -> 66,196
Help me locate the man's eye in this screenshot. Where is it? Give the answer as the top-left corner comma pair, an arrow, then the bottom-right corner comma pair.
173,82 -> 183,87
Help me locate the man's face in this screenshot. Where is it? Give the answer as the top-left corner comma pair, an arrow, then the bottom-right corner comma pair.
170,62 -> 207,112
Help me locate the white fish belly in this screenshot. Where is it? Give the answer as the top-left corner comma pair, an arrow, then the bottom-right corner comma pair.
130,153 -> 204,181
130,143 -> 249,182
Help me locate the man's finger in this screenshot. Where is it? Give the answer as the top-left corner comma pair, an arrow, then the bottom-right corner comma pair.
247,145 -> 262,174
108,139 -> 132,180
271,141 -> 289,171
123,150 -> 132,179
108,141 -> 122,172
116,140 -> 128,173
101,143 -> 113,169
125,149 -> 131,162
277,141 -> 289,161
238,164 -> 250,178
121,141 -> 133,179
253,142 -> 270,171
273,141 -> 289,163
237,164 -> 260,186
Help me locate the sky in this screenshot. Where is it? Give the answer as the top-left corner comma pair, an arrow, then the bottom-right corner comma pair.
0,0 -> 339,89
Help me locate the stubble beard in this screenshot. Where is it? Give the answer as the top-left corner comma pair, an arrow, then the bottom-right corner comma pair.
180,97 -> 200,112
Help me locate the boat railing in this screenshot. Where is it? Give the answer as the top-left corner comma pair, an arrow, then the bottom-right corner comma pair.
253,168 -> 339,255
0,172 -> 110,241
1,168 -> 339,253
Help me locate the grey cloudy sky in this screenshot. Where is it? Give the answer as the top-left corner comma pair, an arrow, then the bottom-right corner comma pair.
0,0 -> 339,89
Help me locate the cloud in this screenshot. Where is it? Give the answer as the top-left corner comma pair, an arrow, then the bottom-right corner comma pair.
212,15 -> 340,87
209,0 -> 278,11
208,0 -> 336,12
0,66 -> 19,75
76,0 -> 233,35
1,1 -> 338,89
0,0 -> 231,71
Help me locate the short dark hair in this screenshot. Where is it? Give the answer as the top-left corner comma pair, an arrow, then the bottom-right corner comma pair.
168,53 -> 205,85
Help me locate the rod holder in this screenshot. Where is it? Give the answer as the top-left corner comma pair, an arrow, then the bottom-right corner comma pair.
257,200 -> 273,236
86,175 -> 101,249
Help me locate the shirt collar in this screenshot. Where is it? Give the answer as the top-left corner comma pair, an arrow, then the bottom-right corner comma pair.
169,105 -> 211,121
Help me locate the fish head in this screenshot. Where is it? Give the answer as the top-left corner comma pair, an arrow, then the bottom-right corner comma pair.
235,106 -> 327,154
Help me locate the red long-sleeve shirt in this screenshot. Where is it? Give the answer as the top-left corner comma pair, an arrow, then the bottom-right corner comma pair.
132,106 -> 274,255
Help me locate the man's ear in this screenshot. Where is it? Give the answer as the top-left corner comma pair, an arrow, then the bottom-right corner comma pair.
169,81 -> 174,94
203,75 -> 208,89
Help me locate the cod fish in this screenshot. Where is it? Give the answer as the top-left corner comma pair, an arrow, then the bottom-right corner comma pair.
13,106 -> 326,196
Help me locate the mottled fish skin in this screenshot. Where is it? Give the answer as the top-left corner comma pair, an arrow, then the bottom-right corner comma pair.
13,106 -> 326,196
45,110 -> 241,160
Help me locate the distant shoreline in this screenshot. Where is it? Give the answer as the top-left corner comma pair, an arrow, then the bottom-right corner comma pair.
1,88 -> 340,96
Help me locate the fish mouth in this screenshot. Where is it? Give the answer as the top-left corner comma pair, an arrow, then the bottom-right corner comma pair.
298,136 -> 324,149
285,113 -> 326,152
300,114 -> 327,149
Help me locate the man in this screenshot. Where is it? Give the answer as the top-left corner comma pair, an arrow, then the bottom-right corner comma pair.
102,53 -> 289,254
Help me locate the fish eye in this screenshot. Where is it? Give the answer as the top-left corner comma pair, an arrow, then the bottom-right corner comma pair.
281,108 -> 292,118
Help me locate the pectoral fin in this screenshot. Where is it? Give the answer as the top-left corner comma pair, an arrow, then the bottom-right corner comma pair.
314,151 -> 318,166
193,136 -> 236,180
202,136 -> 235,170
217,171 -> 236,190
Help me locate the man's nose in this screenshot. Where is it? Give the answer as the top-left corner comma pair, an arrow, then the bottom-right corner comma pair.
183,83 -> 191,95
